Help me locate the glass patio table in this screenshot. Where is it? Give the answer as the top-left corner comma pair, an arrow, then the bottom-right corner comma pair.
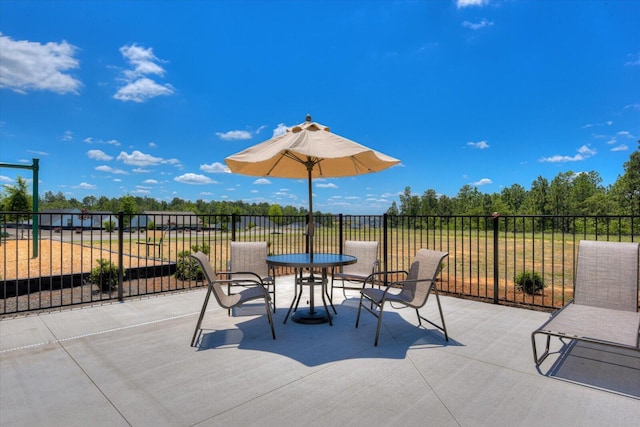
266,253 -> 357,325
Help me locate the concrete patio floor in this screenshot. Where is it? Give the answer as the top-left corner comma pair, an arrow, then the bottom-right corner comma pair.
1,275 -> 639,426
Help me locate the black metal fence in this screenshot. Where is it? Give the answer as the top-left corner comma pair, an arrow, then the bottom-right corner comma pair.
1,212 -> 637,315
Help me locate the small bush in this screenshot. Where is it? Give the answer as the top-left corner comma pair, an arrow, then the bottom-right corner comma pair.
514,271 -> 545,295
190,243 -> 210,255
147,221 -> 155,230
90,258 -> 119,292
104,220 -> 115,233
175,250 -> 204,281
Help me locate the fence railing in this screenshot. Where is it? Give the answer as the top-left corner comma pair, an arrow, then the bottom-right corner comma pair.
1,212 -> 637,315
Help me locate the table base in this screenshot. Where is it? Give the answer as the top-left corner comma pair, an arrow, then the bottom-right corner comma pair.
291,308 -> 331,325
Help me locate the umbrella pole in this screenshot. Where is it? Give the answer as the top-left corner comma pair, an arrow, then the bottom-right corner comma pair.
307,164 -> 314,257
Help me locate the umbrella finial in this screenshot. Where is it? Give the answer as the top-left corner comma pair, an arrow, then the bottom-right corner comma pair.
306,114 -> 312,122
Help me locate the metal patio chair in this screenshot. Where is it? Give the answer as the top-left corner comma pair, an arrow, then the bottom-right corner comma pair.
330,240 -> 379,300
355,248 -> 449,346
229,241 -> 276,312
190,251 -> 275,346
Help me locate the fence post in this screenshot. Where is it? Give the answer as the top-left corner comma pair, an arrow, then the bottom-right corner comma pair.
383,213 -> 389,286
338,214 -> 343,253
492,212 -> 500,304
118,211 -> 124,301
231,213 -> 237,241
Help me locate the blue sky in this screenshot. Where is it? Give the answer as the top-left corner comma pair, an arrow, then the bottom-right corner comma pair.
1,0 -> 638,214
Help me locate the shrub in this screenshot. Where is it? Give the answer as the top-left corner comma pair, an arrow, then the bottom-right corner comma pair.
175,250 -> 204,281
90,258 -> 119,292
514,271 -> 545,295
147,221 -> 155,230
104,220 -> 115,233
190,243 -> 210,255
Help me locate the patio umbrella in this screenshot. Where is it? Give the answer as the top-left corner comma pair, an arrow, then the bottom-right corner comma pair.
225,115 -> 400,255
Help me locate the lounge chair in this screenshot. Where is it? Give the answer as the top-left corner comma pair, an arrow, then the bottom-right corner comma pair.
330,240 -> 379,300
229,242 -> 276,312
355,248 -> 449,346
190,251 -> 275,346
531,240 -> 640,365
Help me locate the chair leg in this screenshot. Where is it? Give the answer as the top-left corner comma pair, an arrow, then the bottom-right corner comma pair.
284,274 -> 301,324
374,302 -> 385,346
531,332 -> 552,365
355,292 -> 365,328
433,289 -> 448,341
264,295 -> 276,339
191,284 -> 213,347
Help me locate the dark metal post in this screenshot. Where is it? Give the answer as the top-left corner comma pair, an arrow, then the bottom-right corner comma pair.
231,213 -> 237,241
338,213 -> 343,254
383,213 -> 389,286
118,211 -> 124,301
32,159 -> 39,257
492,212 -> 500,304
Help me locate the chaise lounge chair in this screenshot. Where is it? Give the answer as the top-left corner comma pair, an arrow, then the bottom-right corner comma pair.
531,240 -> 640,365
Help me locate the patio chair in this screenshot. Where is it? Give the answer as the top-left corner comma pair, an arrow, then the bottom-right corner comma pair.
229,242 -> 276,312
531,240 -> 640,365
330,240 -> 379,300
190,251 -> 275,346
355,248 -> 449,346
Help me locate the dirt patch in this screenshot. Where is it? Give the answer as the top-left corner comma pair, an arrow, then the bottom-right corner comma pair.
1,239 -> 165,280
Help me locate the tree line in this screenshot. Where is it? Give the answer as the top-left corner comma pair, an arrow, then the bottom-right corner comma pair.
387,142 -> 639,218
2,142 -> 638,218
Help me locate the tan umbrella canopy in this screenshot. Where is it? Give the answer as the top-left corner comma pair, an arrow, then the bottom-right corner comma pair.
225,114 -> 400,254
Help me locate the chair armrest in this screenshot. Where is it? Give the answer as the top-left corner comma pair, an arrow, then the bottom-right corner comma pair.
362,269 -> 409,288
218,270 -> 264,285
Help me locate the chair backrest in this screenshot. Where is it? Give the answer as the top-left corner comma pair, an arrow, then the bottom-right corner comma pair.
574,240 -> 639,312
190,251 -> 234,309
398,248 -> 448,308
230,241 -> 269,280
341,240 -> 379,276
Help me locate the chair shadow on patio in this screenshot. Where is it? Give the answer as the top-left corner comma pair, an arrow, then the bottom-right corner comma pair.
543,340 -> 640,399
193,298 -> 463,367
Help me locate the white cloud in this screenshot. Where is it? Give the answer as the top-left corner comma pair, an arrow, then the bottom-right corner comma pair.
143,179 -> 159,184
200,162 -> 231,173
471,178 -> 492,186
174,173 -> 216,185
273,123 -> 288,137
117,150 -> 162,166
114,77 -> 174,103
27,149 -> 48,156
149,142 -> 157,148
0,33 -> 81,94
59,130 -> 73,141
462,19 -> 494,30
87,149 -> 113,161
117,150 -> 171,167
617,130 -> 635,138
611,144 -> 628,152
84,137 -> 121,146
539,145 -> 596,163
132,168 -> 151,173
254,178 -> 271,185
216,130 -> 252,140
467,140 -> 490,149
316,183 -> 338,189
113,44 -> 175,103
95,165 -> 127,174
457,0 -> 488,8
73,182 -> 97,189
0,175 -> 13,183
625,52 -> 640,66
